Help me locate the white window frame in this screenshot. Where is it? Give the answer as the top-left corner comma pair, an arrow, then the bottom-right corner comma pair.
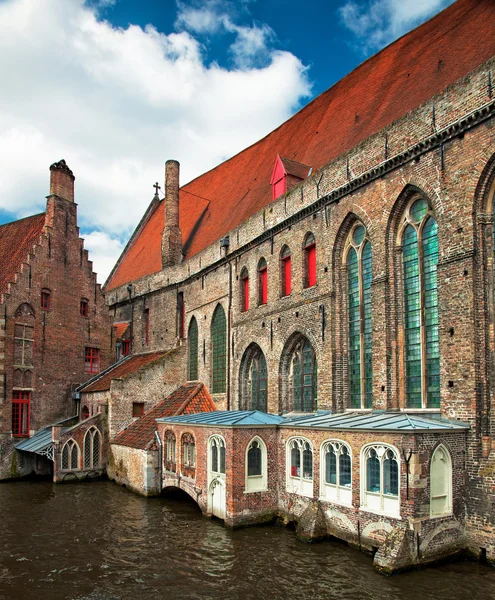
430,444 -> 453,517
61,439 -> 80,471
208,434 -> 226,483
286,437 -> 313,497
245,436 -> 268,493
360,443 -> 400,518
320,439 -> 352,506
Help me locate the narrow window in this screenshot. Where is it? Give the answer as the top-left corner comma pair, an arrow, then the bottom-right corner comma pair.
402,198 -> 440,408
41,289 -> 51,310
211,305 -> 227,394
62,440 -> 79,470
132,402 -> 144,417
362,445 -> 400,516
240,268 -> 249,312
247,441 -> 262,476
165,430 -> 176,473
121,340 -> 130,357
177,292 -> 185,338
80,299 -> 89,317
287,438 -> 313,497
12,390 -> 30,436
430,444 -> 452,516
281,245 -> 292,296
304,233 -> 316,287
84,347 -> 100,373
81,405 -> 90,420
258,258 -> 268,305
83,427 -> 101,469
188,317 -> 199,380
144,308 -> 150,345
250,350 -> 267,411
245,438 -> 267,492
291,339 -> 317,412
321,441 -> 352,505
182,433 -> 196,478
210,436 -> 226,474
346,224 -> 373,409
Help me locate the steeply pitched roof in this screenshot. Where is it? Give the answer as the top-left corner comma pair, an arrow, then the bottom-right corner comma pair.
113,382 -> 216,450
81,351 -> 168,393
105,0 -> 495,291
0,213 -> 46,295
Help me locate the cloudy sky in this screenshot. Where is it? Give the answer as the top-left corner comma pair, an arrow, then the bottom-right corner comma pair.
0,0 -> 454,282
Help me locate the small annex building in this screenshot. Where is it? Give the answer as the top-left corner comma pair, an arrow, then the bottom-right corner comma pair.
109,382 -> 216,495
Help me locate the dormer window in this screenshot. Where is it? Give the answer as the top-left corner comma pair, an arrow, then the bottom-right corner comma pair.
270,155 -> 311,201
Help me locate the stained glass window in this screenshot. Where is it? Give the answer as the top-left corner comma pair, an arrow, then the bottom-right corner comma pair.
402,198 -> 440,408
247,441 -> 262,476
188,317 -> 198,380
211,305 -> 227,393
347,224 -> 373,409
291,339 -> 317,412
250,351 -> 267,411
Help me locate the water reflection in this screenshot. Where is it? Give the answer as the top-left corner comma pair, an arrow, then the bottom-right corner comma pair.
0,481 -> 494,600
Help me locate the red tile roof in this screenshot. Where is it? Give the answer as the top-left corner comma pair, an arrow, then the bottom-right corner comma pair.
0,213 -> 46,295
280,157 -> 311,180
112,382 -> 216,449
81,351 -> 168,393
113,322 -> 130,340
105,0 -> 495,291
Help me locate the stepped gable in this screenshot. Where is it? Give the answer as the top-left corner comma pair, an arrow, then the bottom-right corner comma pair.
0,213 -> 46,295
81,351 -> 168,393
113,382 -> 216,450
105,0 -> 495,291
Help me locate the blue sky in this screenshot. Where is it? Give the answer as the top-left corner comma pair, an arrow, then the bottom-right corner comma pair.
0,0 -> 454,281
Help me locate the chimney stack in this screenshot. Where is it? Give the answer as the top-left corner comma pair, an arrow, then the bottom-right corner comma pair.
161,159 -> 182,267
49,159 -> 75,202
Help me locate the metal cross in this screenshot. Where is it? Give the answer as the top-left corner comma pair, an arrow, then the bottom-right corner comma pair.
153,182 -> 161,196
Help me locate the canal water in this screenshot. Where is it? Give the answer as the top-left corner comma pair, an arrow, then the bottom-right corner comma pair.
0,481 -> 494,600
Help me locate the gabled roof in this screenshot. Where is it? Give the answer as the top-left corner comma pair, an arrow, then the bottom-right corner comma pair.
113,382 -> 216,450
80,351 -> 168,393
0,213 -> 46,295
105,0 -> 495,291
279,157 -> 312,180
158,410 -> 285,427
113,321 -> 130,339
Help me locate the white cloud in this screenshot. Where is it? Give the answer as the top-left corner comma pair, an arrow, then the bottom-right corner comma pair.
339,0 -> 455,53
0,0 -> 310,283
82,230 -> 125,283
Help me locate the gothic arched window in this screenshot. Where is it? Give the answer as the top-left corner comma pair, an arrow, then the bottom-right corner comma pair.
287,438 -> 313,497
361,444 -> 400,516
430,444 -> 452,517
211,305 -> 227,394
401,198 -> 440,408
240,267 -> 249,312
245,437 -> 267,492
280,245 -> 291,296
83,427 -> 101,469
210,435 -> 226,475
346,223 -> 373,409
61,439 -> 79,470
291,339 -> 317,412
304,233 -> 316,288
188,317 -> 199,380
164,430 -> 176,473
240,345 -> 268,411
258,258 -> 268,305
321,440 -> 352,505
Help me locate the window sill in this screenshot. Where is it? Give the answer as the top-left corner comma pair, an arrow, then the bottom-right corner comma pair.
319,496 -> 352,508
359,506 -> 401,520
429,511 -> 453,520
400,408 -> 441,413
244,488 -> 268,494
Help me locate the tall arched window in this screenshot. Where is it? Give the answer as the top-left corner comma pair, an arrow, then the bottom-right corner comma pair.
304,233 -> 316,287
280,245 -> 291,296
361,444 -> 400,516
83,427 -> 101,469
164,430 -> 176,473
287,438 -> 313,497
61,439 -> 79,470
188,317 -> 199,380
401,197 -> 440,408
211,304 -> 227,394
291,339 -> 317,412
430,444 -> 452,516
258,258 -> 268,305
210,436 -> 226,475
240,267 -> 249,312
321,440 -> 352,505
240,344 -> 268,411
346,223 -> 373,409
182,433 -> 196,478
245,437 -> 267,492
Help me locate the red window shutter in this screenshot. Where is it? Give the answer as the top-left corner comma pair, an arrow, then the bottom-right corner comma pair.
243,277 -> 249,311
12,391 -> 30,436
307,245 -> 316,287
122,340 -> 130,356
260,268 -> 268,304
283,257 -> 291,295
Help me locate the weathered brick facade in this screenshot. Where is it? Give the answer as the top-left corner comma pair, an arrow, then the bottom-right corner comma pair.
0,161 -> 113,479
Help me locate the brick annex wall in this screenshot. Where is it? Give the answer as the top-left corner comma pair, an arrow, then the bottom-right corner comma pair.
108,444 -> 159,496
0,169 -> 113,480
108,59 -> 495,549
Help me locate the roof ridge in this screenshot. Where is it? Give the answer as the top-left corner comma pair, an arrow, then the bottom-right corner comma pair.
0,211 -> 46,229
173,381 -> 204,415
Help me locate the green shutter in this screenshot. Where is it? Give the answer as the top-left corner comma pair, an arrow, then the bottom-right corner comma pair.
188,317 -> 198,380
211,305 -> 226,393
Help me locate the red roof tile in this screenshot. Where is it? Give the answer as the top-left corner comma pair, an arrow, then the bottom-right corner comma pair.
112,382 -> 216,449
81,351 -> 168,393
113,322 -> 130,339
280,157 -> 311,180
105,0 -> 495,291
0,213 -> 46,295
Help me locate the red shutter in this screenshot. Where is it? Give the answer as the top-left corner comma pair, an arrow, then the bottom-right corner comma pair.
243,277 -> 249,311
283,257 -> 291,295
12,391 -> 30,436
307,245 -> 316,287
260,268 -> 268,304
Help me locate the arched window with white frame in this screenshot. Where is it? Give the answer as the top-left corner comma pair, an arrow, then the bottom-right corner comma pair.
83,427 -> 101,469
164,430 -> 176,473
320,440 -> 352,506
61,439 -> 80,471
286,437 -> 313,497
182,432 -> 196,478
245,437 -> 267,492
430,444 -> 452,517
361,444 -> 400,516
209,435 -> 226,476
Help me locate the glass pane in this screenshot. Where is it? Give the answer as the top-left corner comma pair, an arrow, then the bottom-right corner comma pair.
188,318 -> 198,380
362,241 -> 373,409
211,443 -> 218,472
212,306 -> 227,393
366,450 -> 380,492
423,217 -> 440,409
347,247 -> 361,408
251,359 -> 259,410
71,443 -> 78,469
326,448 -> 337,484
410,198 -> 428,223
303,444 -> 313,480
339,447 -> 352,487
353,225 -> 365,245
248,442 -> 262,476
291,446 -> 300,477
220,445 -> 226,474
293,355 -> 301,411
383,452 -> 398,496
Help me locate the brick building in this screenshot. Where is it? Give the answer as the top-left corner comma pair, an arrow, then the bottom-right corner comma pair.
0,160 -> 113,479
102,0 -> 495,572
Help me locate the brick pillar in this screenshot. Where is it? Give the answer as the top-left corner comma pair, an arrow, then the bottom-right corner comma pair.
49,160 -> 75,202
161,160 -> 182,267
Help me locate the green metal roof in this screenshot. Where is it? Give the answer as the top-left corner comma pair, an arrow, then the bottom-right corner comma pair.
157,410 -> 285,427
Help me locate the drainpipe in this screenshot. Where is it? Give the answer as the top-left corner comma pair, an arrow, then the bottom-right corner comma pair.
227,260 -> 232,410
155,430 -> 162,494
127,284 -> 134,353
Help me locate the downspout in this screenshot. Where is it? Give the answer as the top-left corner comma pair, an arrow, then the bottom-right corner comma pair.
127,284 -> 134,353
155,430 -> 162,494
227,259 -> 232,410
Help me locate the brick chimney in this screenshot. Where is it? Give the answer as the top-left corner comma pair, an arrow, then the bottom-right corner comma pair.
161,159 -> 182,267
49,159 -> 75,202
